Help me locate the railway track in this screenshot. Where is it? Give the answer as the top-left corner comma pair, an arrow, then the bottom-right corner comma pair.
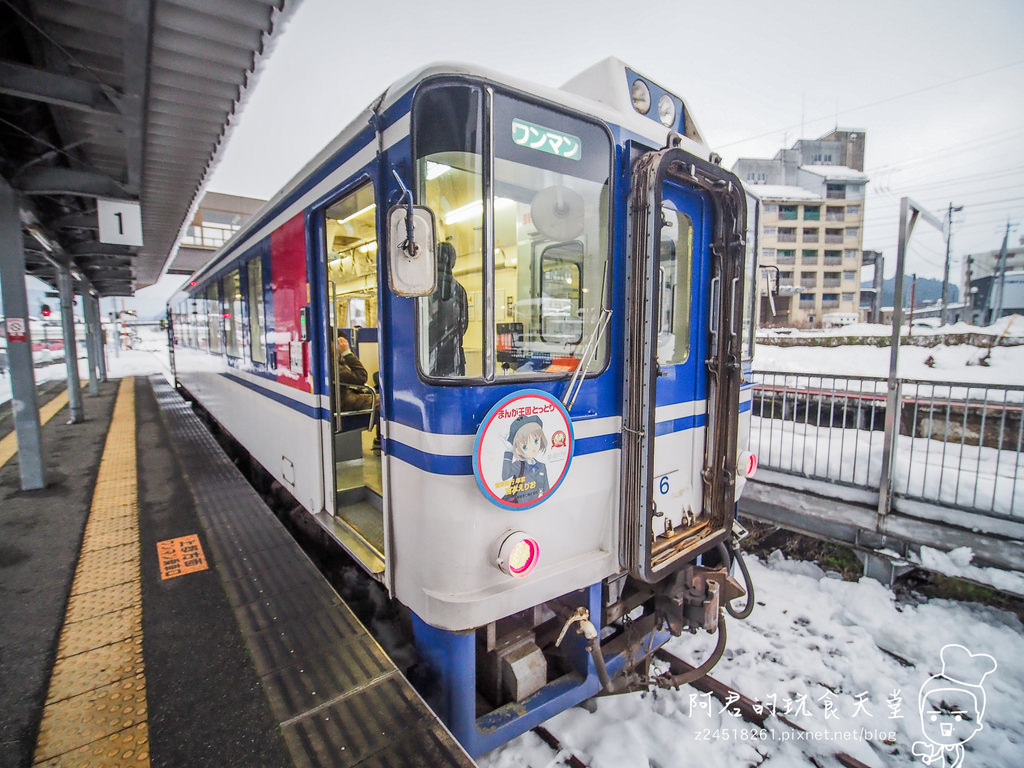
526,651 -> 877,768
654,649 -> 875,768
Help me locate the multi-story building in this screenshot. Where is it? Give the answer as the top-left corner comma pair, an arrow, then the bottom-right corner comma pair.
734,130 -> 868,327
962,243 -> 1024,325
171,191 -> 265,276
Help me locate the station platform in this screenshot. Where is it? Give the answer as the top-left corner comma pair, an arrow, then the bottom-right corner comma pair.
0,375 -> 476,768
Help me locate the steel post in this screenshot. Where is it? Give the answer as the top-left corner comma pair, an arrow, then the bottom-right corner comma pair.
876,198 -> 942,530
0,178 -> 46,489
82,289 -> 100,395
57,265 -> 84,422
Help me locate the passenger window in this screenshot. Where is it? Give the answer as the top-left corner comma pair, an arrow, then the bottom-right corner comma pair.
657,206 -> 693,366
224,269 -> 243,358
247,257 -> 267,363
414,84 -> 483,379
193,294 -> 207,352
206,283 -> 222,354
412,83 -> 611,381
491,96 -> 609,378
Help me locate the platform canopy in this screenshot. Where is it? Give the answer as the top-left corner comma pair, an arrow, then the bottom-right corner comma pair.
0,0 -> 299,297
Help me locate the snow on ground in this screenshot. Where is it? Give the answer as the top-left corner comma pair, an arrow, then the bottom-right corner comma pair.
753,316 -> 1024,386
0,328 -> 169,406
481,552 -> 1024,768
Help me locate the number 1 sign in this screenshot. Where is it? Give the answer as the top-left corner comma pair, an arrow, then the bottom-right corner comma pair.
97,198 -> 144,246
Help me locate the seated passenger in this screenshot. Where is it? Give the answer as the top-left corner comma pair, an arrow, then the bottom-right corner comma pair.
336,334 -> 375,411
427,241 -> 468,377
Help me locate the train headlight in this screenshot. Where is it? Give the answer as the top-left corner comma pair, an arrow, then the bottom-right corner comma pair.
630,79 -> 651,115
739,451 -> 758,478
657,94 -> 676,127
496,531 -> 539,577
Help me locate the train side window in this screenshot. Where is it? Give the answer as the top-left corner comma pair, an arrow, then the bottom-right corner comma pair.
246,257 -> 267,363
413,83 -> 483,379
492,95 -> 610,379
412,83 -> 611,382
192,293 -> 207,352
224,269 -> 244,358
657,206 -> 693,366
207,282 -> 223,354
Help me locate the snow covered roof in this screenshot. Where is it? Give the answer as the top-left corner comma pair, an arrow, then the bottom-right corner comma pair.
745,184 -> 822,201
800,164 -> 869,182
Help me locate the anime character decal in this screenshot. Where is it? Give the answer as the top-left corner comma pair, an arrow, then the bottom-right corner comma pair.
473,390 -> 574,510
502,415 -> 551,504
912,644 -> 997,768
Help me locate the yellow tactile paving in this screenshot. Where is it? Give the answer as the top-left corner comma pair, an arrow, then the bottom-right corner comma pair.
56,606 -> 142,659
33,377 -> 150,767
35,723 -> 150,768
65,583 -> 139,624
45,638 -> 145,703
0,388 -> 69,467
33,678 -> 148,761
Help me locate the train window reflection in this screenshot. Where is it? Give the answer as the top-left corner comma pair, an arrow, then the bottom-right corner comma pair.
207,282 -> 222,354
413,82 -> 611,382
247,257 -> 266,363
224,269 -> 243,358
657,206 -> 693,366
414,83 -> 484,379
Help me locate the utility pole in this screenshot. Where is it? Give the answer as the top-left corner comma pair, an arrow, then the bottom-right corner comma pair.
992,221 -> 1011,322
941,202 -> 963,326
908,273 -> 917,336
965,255 -> 974,323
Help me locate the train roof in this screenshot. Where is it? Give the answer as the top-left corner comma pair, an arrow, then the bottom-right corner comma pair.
174,58 -> 715,297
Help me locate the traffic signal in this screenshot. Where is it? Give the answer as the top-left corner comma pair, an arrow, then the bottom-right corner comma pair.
41,303 -> 51,318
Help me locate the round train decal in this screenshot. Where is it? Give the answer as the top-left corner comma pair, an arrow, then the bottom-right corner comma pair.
473,389 -> 574,510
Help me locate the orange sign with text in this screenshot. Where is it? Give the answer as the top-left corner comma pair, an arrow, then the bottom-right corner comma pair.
157,534 -> 208,580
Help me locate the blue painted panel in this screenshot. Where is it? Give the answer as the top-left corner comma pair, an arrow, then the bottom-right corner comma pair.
410,584 -> 604,757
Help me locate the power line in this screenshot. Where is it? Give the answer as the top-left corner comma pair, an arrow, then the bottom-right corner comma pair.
870,166 -> 1024,195
718,59 -> 1024,150
865,127 -> 1024,175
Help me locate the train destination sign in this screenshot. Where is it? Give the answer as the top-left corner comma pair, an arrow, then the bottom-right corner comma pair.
473,389 -> 574,510
511,118 -> 581,161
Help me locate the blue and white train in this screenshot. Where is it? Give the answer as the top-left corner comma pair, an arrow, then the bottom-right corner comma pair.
168,57 -> 759,756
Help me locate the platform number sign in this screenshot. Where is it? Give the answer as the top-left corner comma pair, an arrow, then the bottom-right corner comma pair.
97,198 -> 144,246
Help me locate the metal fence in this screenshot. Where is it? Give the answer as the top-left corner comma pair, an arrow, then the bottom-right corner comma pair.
749,371 -> 1023,520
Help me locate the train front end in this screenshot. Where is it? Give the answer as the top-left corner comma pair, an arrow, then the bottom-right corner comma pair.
379,59 -> 758,755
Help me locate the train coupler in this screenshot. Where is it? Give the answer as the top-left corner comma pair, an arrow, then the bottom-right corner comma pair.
654,565 -> 745,636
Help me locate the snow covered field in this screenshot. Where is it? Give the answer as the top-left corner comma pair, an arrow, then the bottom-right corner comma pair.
0,327 -> 170,406
3,323 -> 1022,766
481,553 -> 1024,768
753,316 -> 1024,386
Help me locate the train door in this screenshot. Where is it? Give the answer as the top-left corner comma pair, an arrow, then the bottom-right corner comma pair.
622,146 -> 746,581
321,181 -> 386,577
651,184 -> 708,552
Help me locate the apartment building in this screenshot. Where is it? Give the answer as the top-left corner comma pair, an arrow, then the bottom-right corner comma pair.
734,130 -> 868,327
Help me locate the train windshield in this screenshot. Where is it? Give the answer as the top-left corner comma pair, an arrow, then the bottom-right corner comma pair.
414,82 -> 611,381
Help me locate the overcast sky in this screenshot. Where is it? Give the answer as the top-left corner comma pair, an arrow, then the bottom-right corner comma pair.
134,0 -> 1024,311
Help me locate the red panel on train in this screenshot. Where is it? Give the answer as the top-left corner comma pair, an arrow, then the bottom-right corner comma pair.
270,212 -> 311,392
